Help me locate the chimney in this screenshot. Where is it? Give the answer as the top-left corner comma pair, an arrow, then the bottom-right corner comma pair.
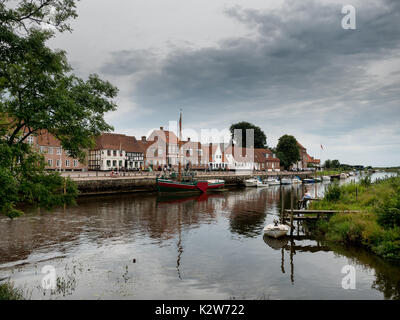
160,127 -> 164,131
141,136 -> 146,142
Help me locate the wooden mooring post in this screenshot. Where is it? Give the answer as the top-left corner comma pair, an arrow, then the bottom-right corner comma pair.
290,187 -> 294,236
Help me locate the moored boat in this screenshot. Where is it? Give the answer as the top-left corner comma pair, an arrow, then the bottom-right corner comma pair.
265,178 -> 280,186
281,178 -> 292,185
292,176 -> 302,184
156,177 -> 209,193
322,175 -> 331,181
263,220 -> 289,238
207,179 -> 225,189
303,178 -> 315,184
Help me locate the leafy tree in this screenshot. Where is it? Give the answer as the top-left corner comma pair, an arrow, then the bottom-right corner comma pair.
276,135 -> 300,170
0,1 -> 118,217
229,121 -> 267,148
331,159 -> 341,168
324,159 -> 332,169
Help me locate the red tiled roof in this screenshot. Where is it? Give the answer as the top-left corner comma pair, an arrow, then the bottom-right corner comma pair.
94,133 -> 144,153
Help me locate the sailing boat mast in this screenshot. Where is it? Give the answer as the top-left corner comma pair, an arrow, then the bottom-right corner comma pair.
178,110 -> 182,182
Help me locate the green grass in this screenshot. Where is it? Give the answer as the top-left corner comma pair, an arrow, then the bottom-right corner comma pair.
0,282 -> 24,300
310,174 -> 400,261
315,170 -> 344,177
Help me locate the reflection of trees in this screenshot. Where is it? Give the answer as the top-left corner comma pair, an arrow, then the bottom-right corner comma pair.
228,188 -> 279,237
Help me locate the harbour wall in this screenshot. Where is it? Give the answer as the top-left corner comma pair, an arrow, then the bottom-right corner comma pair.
75,171 -> 316,196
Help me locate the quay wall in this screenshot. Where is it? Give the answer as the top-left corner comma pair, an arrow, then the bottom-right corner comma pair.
75,171 -> 316,196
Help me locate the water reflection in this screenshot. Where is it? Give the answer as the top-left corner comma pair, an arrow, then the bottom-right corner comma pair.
0,172 -> 399,299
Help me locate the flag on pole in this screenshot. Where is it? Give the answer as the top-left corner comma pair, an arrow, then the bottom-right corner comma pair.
321,144 -> 324,150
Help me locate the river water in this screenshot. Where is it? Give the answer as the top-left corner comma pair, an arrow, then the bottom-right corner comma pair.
0,172 -> 399,300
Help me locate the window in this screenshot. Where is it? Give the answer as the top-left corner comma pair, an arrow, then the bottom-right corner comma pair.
113,160 -> 117,167
66,160 -> 70,167
107,150 -> 111,156
48,147 -> 53,154
113,150 -> 117,157
119,160 -> 123,167
56,159 -> 60,167
40,146 -> 46,153
73,160 -> 78,167
107,160 -> 111,167
47,159 -> 53,167
27,136 -> 34,145
56,148 -> 62,155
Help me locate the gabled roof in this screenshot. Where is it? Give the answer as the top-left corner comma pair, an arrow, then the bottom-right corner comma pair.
94,133 -> 144,153
149,129 -> 179,144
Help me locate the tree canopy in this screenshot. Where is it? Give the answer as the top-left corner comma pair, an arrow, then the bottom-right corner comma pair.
0,0 -> 118,217
276,135 -> 300,170
229,121 -> 267,149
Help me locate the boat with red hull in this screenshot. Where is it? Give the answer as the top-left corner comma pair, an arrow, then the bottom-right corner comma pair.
156,178 -> 224,193
155,111 -> 225,193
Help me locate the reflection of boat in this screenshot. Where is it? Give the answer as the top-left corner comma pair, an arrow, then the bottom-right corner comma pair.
281,178 -> 292,185
263,234 -> 289,250
156,192 -> 222,205
263,220 -> 289,238
303,178 -> 315,184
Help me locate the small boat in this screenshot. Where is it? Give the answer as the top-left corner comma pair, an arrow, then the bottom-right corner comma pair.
322,176 -> 331,181
303,178 -> 315,184
263,220 -> 289,238
292,176 -> 302,184
281,178 -> 292,185
314,177 -> 322,183
244,177 -> 268,187
244,178 -> 258,187
340,173 -> 347,179
265,178 -> 280,186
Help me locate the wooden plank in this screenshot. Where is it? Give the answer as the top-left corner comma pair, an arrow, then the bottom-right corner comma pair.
285,209 -> 361,214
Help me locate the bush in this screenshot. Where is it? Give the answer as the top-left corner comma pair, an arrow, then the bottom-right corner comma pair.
0,282 -> 24,300
377,194 -> 400,229
325,184 -> 342,202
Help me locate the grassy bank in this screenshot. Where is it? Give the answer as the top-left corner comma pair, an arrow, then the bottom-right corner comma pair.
315,170 -> 344,177
310,174 -> 400,261
0,282 -> 24,300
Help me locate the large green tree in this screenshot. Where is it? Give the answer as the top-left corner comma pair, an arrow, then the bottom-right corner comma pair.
230,121 -> 267,148
0,0 -> 118,217
276,135 -> 300,170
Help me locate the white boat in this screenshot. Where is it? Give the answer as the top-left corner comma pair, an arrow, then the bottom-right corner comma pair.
244,178 -> 269,187
264,178 -> 281,186
292,177 -> 302,184
340,173 -> 347,179
263,220 -> 289,238
322,176 -> 331,181
314,177 -> 322,183
244,178 -> 258,187
281,178 -> 292,185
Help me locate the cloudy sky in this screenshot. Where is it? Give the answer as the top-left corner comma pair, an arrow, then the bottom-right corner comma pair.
48,0 -> 400,167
